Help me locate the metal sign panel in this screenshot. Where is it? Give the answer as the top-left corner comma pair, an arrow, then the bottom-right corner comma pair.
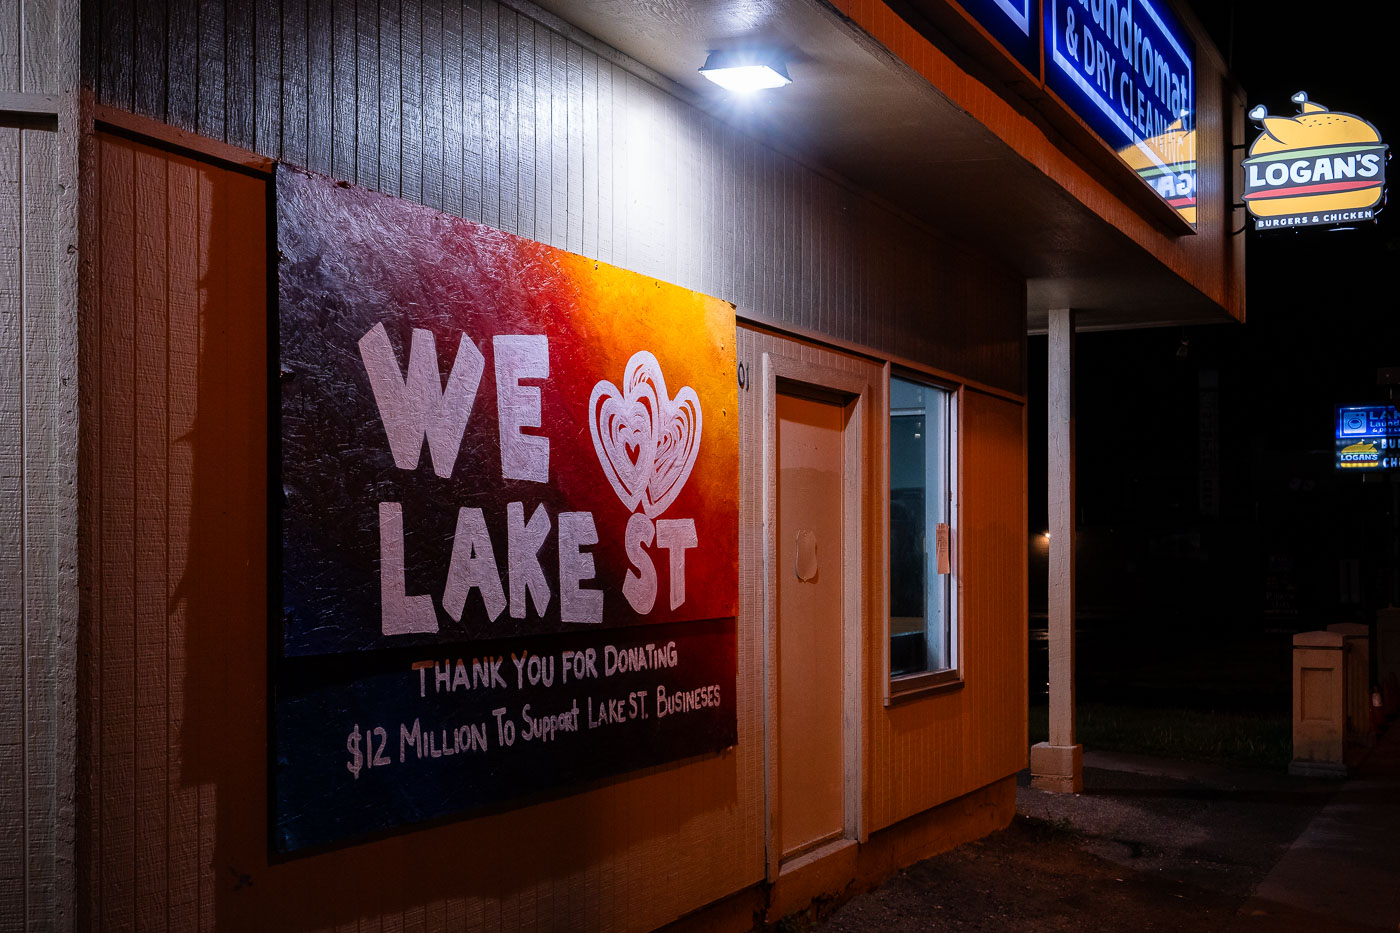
1045,0 -> 1197,224
272,165 -> 739,852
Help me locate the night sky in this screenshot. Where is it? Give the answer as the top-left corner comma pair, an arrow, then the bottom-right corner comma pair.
1028,1 -> 1400,708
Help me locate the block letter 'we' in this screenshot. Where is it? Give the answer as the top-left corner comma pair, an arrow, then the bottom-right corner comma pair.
358,322 -> 485,478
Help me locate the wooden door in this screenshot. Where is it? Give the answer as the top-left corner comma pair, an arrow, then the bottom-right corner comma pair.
775,391 -> 848,859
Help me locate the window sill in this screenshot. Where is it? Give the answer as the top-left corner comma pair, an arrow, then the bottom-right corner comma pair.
884,671 -> 964,706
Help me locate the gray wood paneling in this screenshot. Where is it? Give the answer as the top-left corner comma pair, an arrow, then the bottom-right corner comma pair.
198,0 -> 226,140
0,126 -> 24,931
86,0 -> 1024,393
355,0 -> 377,190
0,112 -> 75,933
1,5 -> 19,93
1,0 -> 80,929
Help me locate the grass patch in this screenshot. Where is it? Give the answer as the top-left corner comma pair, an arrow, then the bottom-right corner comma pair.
1029,702 -> 1292,772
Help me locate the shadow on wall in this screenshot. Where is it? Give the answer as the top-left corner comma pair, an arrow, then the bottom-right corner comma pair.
175,149 -> 270,922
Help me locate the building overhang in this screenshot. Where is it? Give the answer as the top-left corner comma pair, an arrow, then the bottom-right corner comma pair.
528,0 -> 1244,332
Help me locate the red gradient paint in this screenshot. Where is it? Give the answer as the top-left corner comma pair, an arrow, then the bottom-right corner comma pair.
277,166 -> 738,657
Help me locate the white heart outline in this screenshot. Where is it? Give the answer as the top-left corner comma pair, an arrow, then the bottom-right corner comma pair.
589,351 -> 702,519
588,372 -> 658,513
644,385 -> 701,519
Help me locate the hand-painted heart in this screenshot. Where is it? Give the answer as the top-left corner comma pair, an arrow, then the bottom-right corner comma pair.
644,382 -> 701,519
588,372 -> 658,514
589,351 -> 702,518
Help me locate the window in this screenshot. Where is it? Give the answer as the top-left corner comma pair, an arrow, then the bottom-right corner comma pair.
889,375 -> 957,694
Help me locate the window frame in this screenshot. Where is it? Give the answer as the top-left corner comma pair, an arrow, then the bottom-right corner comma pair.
884,367 -> 962,704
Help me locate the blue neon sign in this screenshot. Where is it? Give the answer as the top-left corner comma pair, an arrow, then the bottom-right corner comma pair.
990,0 -> 1031,33
1336,405 -> 1400,471
956,0 -> 1039,73
1337,405 -> 1400,440
1045,0 -> 1196,218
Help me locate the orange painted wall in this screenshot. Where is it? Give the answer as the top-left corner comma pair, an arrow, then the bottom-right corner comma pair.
79,132 -> 766,932
80,130 -> 1026,930
865,389 -> 1028,830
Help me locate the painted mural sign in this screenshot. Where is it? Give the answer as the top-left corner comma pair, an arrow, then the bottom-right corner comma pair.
1244,93 -> 1388,230
1046,0 -> 1196,224
272,166 -> 739,852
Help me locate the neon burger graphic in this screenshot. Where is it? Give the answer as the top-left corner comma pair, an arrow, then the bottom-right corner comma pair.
1243,92 -> 1388,229
1337,441 -> 1381,469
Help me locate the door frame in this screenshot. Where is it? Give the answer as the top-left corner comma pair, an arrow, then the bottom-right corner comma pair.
753,330 -> 881,881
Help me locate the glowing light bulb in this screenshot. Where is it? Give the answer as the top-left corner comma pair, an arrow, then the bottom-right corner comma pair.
699,52 -> 792,94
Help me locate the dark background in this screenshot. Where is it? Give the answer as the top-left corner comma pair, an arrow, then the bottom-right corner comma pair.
1028,1 -> 1400,712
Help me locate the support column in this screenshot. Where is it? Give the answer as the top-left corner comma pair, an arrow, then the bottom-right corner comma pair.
1031,308 -> 1082,793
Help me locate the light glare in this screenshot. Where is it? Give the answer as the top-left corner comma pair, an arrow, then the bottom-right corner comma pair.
699,63 -> 791,93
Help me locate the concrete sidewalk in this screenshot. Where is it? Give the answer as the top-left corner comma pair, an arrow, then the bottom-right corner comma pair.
816,727 -> 1399,932
1230,723 -> 1400,932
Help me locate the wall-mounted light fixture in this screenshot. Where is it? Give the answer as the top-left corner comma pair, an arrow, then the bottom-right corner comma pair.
698,50 -> 792,93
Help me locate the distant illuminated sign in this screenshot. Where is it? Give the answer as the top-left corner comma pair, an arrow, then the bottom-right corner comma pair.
1335,405 -> 1400,471
1046,0 -> 1196,223
1338,440 -> 1383,469
1245,93 -> 1388,230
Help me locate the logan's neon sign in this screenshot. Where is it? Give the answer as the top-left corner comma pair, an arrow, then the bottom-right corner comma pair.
1244,92 -> 1388,230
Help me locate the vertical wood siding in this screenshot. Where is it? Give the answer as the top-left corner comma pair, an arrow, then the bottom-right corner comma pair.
83,0 -> 1025,396
1,0 -> 80,928
0,124 -> 68,933
867,388 -> 1027,828
733,330 -> 1027,840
